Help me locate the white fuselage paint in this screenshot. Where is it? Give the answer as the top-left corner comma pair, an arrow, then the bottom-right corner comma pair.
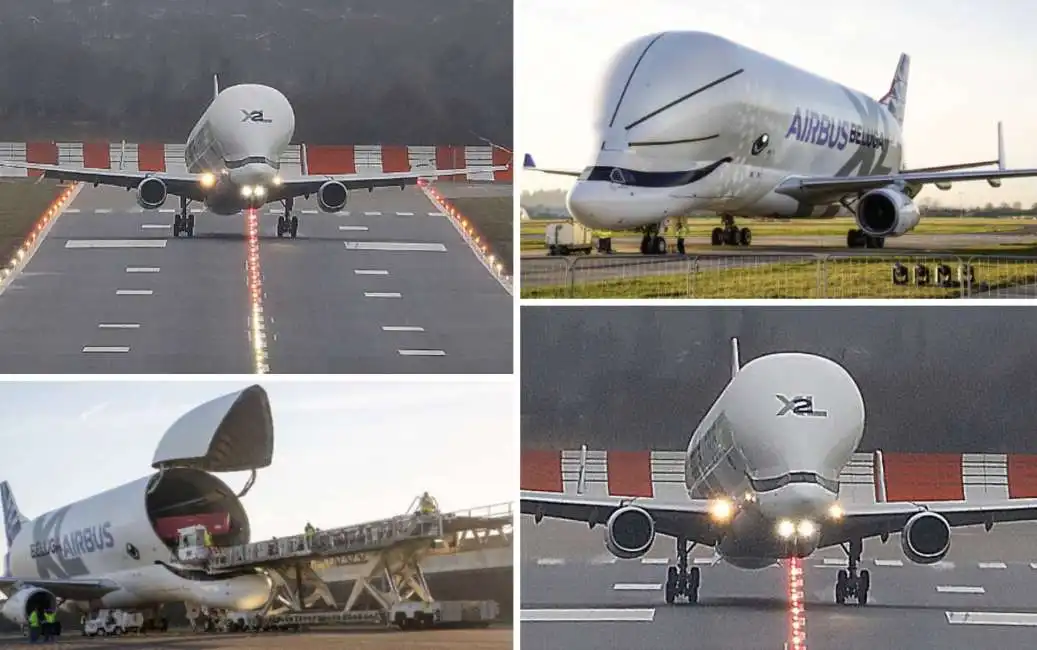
183,84 -> 296,215
4,473 -> 271,617
682,353 -> 865,569
566,31 -> 905,230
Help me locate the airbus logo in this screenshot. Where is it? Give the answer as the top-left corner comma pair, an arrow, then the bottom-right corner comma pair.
30,506 -> 114,578
241,109 -> 272,123
775,394 -> 828,418
785,108 -> 890,152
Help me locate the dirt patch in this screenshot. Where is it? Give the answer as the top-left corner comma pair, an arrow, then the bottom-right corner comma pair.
448,197 -> 513,276
0,179 -> 65,264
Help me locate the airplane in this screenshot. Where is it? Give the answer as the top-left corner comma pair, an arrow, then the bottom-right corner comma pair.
0,385 -> 277,629
521,339 -> 1037,606
523,31 -> 1037,254
0,75 -> 506,239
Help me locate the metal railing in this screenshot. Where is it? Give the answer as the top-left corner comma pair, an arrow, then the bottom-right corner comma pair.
520,253 -> 1037,299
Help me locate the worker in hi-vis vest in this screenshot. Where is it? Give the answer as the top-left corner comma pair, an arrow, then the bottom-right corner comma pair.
42,609 -> 57,641
597,230 -> 614,254
27,608 -> 40,643
675,218 -> 687,255
418,492 -> 439,515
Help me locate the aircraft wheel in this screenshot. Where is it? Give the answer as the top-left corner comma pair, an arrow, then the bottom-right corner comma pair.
652,236 -> 666,255
290,216 -> 299,239
186,213 -> 195,237
723,227 -> 739,246
711,227 -> 723,246
858,569 -> 870,605
739,227 -> 752,246
639,234 -> 651,255
173,214 -> 182,238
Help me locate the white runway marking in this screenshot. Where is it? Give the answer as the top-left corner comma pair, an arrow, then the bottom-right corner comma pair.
937,586 -> 986,594
363,211 -> 382,216
945,611 -> 1037,626
98,323 -> 140,329
354,270 -> 388,276
382,326 -> 425,332
613,583 -> 661,591
522,609 -> 656,623
66,240 -> 167,249
159,209 -> 175,213
335,211 -> 350,216
140,224 -> 169,230
398,349 -> 446,357
126,267 -> 160,273
82,346 -> 130,353
302,210 -> 318,214
344,241 -> 447,252
641,558 -> 669,565
65,208 -> 81,214
822,558 -> 845,566
589,557 -> 617,565
396,211 -> 414,216
364,292 -> 401,298
428,211 -> 444,216
692,557 -> 717,566
978,562 -> 1007,570
94,208 -> 112,214
338,225 -> 369,231
932,561 -> 957,570
116,289 -> 153,296
536,558 -> 565,566
874,559 -> 904,567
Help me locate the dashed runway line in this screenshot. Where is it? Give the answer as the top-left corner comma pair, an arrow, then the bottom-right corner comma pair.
945,611 -> 1037,626
522,609 -> 657,623
398,349 -> 446,357
65,239 -> 167,249
382,326 -> 425,332
81,346 -> 130,353
115,289 -> 153,296
343,241 -> 447,252
98,323 -> 140,329
936,586 -> 986,594
364,292 -> 401,298
613,583 -> 661,591
338,225 -> 369,231
354,269 -> 388,276
978,562 -> 1008,569
363,211 -> 382,216
126,267 -> 160,273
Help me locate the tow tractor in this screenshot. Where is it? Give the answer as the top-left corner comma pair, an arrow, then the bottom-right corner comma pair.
82,609 -> 144,637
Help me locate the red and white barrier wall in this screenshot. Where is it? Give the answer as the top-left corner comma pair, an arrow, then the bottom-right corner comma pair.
521,449 -> 1037,504
0,142 -> 512,182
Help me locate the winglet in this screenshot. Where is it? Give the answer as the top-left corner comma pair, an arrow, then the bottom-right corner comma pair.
213,74 -> 220,100
878,53 -> 910,126
523,153 -> 536,169
0,481 -> 28,548
873,450 -> 887,503
997,121 -> 1005,170
731,337 -> 741,379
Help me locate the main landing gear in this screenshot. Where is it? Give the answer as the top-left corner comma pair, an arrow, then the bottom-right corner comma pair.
172,196 -> 195,238
639,225 -> 668,255
664,536 -> 700,605
710,215 -> 751,247
846,229 -> 885,249
277,198 -> 299,239
835,538 -> 870,605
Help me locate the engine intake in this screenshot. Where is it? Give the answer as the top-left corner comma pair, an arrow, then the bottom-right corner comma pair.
603,506 -> 655,559
317,181 -> 348,212
0,587 -> 57,625
136,177 -> 168,210
857,187 -> 921,237
901,511 -> 951,564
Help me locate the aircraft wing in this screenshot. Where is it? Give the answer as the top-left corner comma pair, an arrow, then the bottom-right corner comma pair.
818,498 -> 1037,548
273,166 -> 510,200
0,576 -> 120,601
0,161 -> 207,202
521,491 -> 724,546
775,166 -> 1037,203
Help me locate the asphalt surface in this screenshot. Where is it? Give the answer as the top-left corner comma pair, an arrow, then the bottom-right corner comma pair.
0,185 -> 512,373
520,305 -> 1037,452
521,518 -> 1037,650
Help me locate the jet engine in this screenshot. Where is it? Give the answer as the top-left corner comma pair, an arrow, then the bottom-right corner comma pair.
136,177 -> 168,210
603,506 -> 655,559
856,187 -> 921,237
0,587 -> 57,625
317,181 -> 348,212
901,511 -> 951,564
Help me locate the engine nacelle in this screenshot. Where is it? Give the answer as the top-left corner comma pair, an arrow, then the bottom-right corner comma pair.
857,187 -> 921,237
136,177 -> 168,210
317,180 -> 348,212
0,587 -> 57,625
901,511 -> 951,564
603,506 -> 655,559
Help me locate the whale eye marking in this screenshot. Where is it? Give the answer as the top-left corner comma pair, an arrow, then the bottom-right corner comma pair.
751,133 -> 770,156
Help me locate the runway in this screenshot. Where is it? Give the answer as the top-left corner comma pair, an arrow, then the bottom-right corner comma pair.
521,519 -> 1037,650
0,185 -> 512,373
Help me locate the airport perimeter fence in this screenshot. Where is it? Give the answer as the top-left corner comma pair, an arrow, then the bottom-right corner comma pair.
519,253 -> 1037,299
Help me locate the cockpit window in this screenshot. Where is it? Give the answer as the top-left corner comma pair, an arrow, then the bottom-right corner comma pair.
749,471 -> 839,494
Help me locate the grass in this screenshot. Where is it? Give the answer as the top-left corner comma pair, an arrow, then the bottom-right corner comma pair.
449,197 -> 513,276
0,179 -> 64,264
521,257 -> 1037,298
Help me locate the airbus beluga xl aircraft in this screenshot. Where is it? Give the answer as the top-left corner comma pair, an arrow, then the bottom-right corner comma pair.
525,31 -> 1037,253
0,385 -> 277,629
0,76 -> 505,239
521,339 -> 1037,606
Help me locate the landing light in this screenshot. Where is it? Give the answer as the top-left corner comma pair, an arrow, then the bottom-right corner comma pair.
241,186 -> 254,198
828,504 -> 844,520
777,520 -> 795,539
709,499 -> 733,522
253,185 -> 266,198
797,520 -> 816,537
199,172 -> 216,188
272,176 -> 283,186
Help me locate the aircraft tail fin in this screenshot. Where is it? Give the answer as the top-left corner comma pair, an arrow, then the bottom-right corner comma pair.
213,74 -> 220,100
878,53 -> 910,126
0,481 -> 29,548
730,337 -> 741,379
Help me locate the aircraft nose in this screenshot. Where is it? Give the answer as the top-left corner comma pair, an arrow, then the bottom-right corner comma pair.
757,483 -> 835,519
565,181 -> 607,228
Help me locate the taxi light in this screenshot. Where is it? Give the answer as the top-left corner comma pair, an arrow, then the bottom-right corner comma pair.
199,172 -> 216,188
709,499 -> 733,522
254,185 -> 266,198
272,175 -> 283,186
828,503 -> 844,520
241,186 -> 253,198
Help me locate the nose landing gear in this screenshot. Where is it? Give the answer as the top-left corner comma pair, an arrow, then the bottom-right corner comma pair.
664,536 -> 701,605
835,538 -> 870,605
172,196 -> 195,238
276,198 -> 298,239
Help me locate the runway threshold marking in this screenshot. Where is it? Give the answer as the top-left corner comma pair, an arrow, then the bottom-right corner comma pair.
945,611 -> 1037,626
536,558 -> 565,566
364,292 -> 401,298
382,326 -> 425,332
82,346 -> 130,353
116,289 -> 153,296
937,586 -> 986,594
398,349 -> 446,357
66,240 -> 167,249
978,562 -> 1007,569
344,241 -> 447,252
98,323 -> 140,329
338,225 -> 369,231
126,267 -> 160,273
641,558 -> 669,565
521,609 -> 656,623
613,583 -> 661,591
354,270 -> 388,276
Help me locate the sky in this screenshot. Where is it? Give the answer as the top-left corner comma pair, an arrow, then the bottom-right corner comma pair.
519,0 -> 1037,206
0,379 -> 513,560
